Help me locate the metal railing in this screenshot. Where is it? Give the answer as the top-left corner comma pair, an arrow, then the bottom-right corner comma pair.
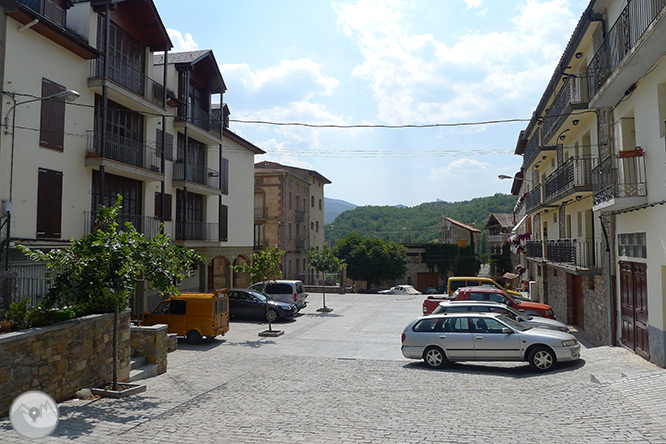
543,75 -> 591,141
544,155 -> 597,203
488,234 -> 507,244
588,0 -> 666,97
87,127 -> 161,172
90,58 -> 166,107
84,212 -> 160,239
22,0 -> 65,26
524,131 -> 542,168
177,105 -> 222,138
173,160 -> 220,189
526,240 -> 543,258
525,184 -> 542,212
6,263 -> 50,308
545,239 -> 601,268
175,221 -> 219,241
592,154 -> 647,205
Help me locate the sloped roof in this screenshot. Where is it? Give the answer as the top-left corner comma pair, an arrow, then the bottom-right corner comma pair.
224,129 -> 265,155
485,213 -> 515,230
255,161 -> 331,185
154,49 -> 210,65
444,217 -> 481,233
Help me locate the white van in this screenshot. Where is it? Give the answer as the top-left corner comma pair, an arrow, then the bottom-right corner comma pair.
249,280 -> 308,310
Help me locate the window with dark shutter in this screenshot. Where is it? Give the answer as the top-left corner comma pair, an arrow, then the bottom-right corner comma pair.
37,168 -> 63,238
156,128 -> 174,161
219,204 -> 228,241
154,191 -> 172,221
221,157 -> 229,194
40,78 -> 66,151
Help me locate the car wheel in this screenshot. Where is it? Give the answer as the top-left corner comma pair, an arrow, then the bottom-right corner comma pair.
423,346 -> 448,369
266,309 -> 278,322
528,346 -> 555,372
186,329 -> 203,345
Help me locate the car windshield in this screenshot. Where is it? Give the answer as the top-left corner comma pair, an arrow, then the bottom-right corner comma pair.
497,314 -> 531,331
248,290 -> 268,302
502,305 -> 529,321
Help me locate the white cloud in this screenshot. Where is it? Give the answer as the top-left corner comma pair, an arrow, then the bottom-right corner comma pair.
464,0 -> 483,9
167,28 -> 199,52
333,0 -> 579,124
428,158 -> 491,180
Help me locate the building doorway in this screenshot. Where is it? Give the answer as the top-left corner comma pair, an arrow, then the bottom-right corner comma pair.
619,261 -> 649,359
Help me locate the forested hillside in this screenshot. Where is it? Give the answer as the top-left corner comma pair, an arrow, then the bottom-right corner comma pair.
326,193 -> 515,246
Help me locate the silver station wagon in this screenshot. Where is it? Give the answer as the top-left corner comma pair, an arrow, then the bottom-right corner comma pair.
401,312 -> 581,372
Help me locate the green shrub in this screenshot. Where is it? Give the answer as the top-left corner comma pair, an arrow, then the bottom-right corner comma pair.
4,299 -> 75,330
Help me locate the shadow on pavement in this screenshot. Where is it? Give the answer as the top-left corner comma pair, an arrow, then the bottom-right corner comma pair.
402,358 -> 586,378
176,337 -> 227,351
299,312 -> 343,318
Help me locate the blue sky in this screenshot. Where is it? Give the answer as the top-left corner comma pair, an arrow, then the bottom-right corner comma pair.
153,0 -> 588,207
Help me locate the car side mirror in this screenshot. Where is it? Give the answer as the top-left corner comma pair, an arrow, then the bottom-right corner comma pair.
502,327 -> 512,334
528,316 -> 534,320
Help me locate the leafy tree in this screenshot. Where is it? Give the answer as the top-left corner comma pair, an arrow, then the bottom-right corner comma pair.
455,245 -> 481,276
334,233 -> 407,290
424,243 -> 460,278
231,246 -> 284,331
18,195 -> 203,390
307,246 -> 343,311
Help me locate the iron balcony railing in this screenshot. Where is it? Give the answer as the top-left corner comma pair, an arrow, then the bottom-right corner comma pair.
588,0 -> 666,97
84,212 -> 161,239
544,155 -> 597,203
86,127 -> 161,172
21,0 -> 66,26
90,58 -> 166,107
526,240 -> 543,259
173,160 -> 220,189
175,221 -> 219,241
545,239 -> 601,269
177,105 -> 222,138
523,131 -> 542,168
525,184 -> 542,213
592,154 -> 647,206
542,75 -> 591,142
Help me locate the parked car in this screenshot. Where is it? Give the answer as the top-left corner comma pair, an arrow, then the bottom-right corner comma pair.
425,287 -> 438,294
229,289 -> 297,322
249,280 -> 308,310
379,285 -> 421,295
432,301 -> 570,332
446,276 -> 528,300
423,286 -> 556,318
401,312 -> 580,372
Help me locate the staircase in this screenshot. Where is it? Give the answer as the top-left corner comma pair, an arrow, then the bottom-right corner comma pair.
129,349 -> 158,382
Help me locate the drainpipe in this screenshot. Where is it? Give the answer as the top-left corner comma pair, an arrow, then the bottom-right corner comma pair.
599,214 -> 613,345
160,50 -> 168,229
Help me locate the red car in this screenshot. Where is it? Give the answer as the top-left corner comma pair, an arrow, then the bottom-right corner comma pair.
423,286 -> 556,319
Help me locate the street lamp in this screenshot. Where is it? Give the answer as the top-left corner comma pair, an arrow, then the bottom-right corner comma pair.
497,174 -> 513,180
3,89 -> 80,201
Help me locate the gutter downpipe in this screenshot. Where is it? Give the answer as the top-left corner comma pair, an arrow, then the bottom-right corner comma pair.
599,213 -> 614,346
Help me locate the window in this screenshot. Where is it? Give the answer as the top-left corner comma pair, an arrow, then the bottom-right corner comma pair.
311,222 -> 314,231
37,168 -> 63,238
170,300 -> 187,315
311,196 -> 315,207
219,204 -> 228,241
154,192 -> 172,221
413,318 -> 439,332
254,224 -> 265,247
468,292 -> 486,301
441,317 -> 470,333
92,171 -> 142,225
289,192 -> 292,209
488,293 -> 507,304
618,233 -> 647,258
40,78 -> 66,151
156,128 -> 174,161
221,158 -> 229,194
316,221 -> 319,232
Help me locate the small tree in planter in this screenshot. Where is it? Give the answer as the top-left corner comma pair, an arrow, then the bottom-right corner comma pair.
307,246 -> 343,312
19,195 -> 203,392
231,246 -> 284,335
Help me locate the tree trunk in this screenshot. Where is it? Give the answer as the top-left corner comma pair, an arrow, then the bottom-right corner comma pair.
112,304 -> 118,391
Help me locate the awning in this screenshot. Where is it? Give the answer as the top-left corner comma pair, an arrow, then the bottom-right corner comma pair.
511,214 -> 529,234
503,272 -> 519,280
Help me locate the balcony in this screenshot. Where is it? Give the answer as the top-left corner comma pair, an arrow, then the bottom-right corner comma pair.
175,106 -> 223,146
89,58 -> 166,114
542,75 -> 591,143
545,239 -> 602,271
172,161 -> 221,196
84,212 -> 160,239
588,0 -> 666,107
524,130 -> 556,169
525,184 -> 543,213
85,128 -> 163,182
488,234 -> 508,244
592,154 -> 647,212
543,155 -> 597,205
175,221 -> 219,242
21,0 -> 65,26
526,240 -> 543,259
295,210 -> 305,222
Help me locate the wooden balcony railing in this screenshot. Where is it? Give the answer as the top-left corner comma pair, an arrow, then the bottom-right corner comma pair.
592,154 -> 647,206
21,0 -> 66,26
588,0 -> 666,97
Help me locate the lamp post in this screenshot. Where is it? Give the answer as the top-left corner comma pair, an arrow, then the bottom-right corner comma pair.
3,89 -> 80,201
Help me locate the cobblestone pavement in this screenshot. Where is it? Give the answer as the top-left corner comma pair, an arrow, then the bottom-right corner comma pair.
2,293 -> 665,443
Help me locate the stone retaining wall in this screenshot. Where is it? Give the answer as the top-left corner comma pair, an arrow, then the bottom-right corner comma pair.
130,324 -> 167,375
0,310 -> 131,416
